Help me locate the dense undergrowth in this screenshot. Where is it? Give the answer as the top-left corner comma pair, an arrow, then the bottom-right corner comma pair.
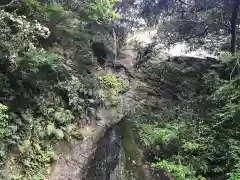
134,53 -> 240,180
0,0 -> 121,179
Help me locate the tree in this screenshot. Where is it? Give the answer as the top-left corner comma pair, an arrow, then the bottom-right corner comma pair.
135,0 -> 240,54
230,0 -> 240,54
85,0 -> 119,23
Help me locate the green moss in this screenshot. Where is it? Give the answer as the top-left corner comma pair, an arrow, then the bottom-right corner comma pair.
102,74 -> 130,94
70,129 -> 83,140
101,74 -> 130,107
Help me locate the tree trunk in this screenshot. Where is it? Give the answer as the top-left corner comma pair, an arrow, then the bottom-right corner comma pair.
230,0 -> 240,54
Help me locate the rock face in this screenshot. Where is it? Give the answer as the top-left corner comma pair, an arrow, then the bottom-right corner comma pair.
84,98 -> 103,125
91,41 -> 109,66
50,124 -> 111,180
81,118 -> 175,180
49,66 -> 136,180
138,55 -> 219,102
147,167 -> 175,180
83,126 -> 125,180
168,56 -> 219,73
89,21 -> 128,63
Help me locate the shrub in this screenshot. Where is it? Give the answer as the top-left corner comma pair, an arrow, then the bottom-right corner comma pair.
102,74 -> 129,93
134,52 -> 240,180
153,160 -> 201,180
85,0 -> 119,23
101,74 -> 130,106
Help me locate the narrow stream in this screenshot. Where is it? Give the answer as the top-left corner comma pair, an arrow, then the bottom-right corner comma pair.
84,119 -> 145,180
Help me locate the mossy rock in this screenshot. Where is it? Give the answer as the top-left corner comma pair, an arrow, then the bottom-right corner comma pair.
102,74 -> 130,94
71,129 -> 83,140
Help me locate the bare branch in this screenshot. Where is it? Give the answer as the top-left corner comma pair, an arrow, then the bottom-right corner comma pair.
230,58 -> 240,81
215,21 -> 231,32
0,0 -> 16,8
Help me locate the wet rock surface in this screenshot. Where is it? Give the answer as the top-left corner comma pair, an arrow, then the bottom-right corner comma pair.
49,63 -> 135,180
50,123 -> 111,180
84,126 -> 125,180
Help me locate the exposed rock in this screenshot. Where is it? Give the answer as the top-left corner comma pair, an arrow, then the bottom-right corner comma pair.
49,68 -> 136,180
148,167 -> 175,180
83,126 -> 125,180
86,107 -> 97,124
86,98 -> 103,108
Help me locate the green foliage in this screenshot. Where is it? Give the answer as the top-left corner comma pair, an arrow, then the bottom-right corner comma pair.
17,139 -> 55,179
53,108 -> 74,124
0,104 -> 10,167
85,0 -> 119,23
228,163 -> 240,180
70,129 -> 83,140
46,123 -> 64,140
139,123 -> 178,146
0,0 -> 115,178
43,3 -> 73,23
23,49 -> 62,72
101,74 -> 129,106
0,10 -> 50,58
102,74 -> 129,93
182,141 -> 200,151
153,160 -> 202,180
134,52 -> 240,179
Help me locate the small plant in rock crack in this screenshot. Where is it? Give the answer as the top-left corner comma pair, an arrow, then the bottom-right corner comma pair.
102,74 -> 130,94
100,74 -> 130,107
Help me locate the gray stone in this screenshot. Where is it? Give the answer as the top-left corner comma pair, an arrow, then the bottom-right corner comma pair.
86,107 -> 96,119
